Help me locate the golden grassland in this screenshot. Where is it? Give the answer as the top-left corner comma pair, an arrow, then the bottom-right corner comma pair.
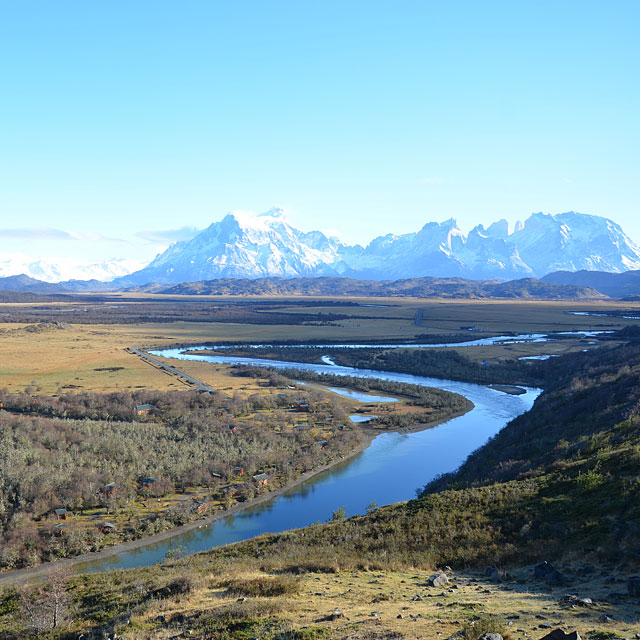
93,564 -> 640,640
0,296 -> 639,393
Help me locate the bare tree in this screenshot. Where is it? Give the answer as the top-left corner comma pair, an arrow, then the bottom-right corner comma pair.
20,568 -> 72,634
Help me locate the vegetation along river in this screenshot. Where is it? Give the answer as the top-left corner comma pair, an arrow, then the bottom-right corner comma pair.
68,345 -> 543,574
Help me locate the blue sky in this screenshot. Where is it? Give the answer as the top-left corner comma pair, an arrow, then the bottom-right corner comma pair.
1,1 -> 639,263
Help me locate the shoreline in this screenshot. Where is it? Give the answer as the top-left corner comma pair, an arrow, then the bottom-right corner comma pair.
0,403 -> 474,587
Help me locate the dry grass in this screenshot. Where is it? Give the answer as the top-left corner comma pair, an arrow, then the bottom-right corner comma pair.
0,296 -> 638,394
119,564 -> 640,640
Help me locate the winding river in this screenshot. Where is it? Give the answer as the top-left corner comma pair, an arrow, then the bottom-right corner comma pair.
73,346 -> 542,574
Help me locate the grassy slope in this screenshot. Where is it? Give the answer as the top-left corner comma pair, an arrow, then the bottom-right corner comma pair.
2,343 -> 640,638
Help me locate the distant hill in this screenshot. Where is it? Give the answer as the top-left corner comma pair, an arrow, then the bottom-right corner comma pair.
0,274 -> 117,295
129,275 -> 607,300
542,269 -> 640,298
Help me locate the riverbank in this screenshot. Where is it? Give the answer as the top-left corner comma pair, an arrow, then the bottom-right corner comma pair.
0,431 -> 367,586
0,398 -> 478,587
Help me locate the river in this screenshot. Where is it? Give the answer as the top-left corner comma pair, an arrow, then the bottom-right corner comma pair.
72,347 -> 541,574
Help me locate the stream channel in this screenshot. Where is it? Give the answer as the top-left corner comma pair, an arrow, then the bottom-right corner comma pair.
73,340 -> 546,573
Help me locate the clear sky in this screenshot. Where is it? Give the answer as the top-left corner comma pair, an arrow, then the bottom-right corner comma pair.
1,0 -> 639,264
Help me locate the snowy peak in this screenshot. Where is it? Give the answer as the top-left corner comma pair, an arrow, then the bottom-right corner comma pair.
0,255 -> 145,283
510,211 -> 640,275
120,209 -> 640,285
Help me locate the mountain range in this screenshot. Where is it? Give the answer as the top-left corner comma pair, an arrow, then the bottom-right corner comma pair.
0,254 -> 145,283
116,209 -> 640,285
2,210 -> 639,287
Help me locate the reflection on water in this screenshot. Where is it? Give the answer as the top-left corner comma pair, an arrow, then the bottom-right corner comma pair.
77,347 -> 542,574
328,387 -> 398,403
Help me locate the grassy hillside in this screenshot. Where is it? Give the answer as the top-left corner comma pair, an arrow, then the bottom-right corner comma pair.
1,343 -> 640,638
134,275 -> 607,300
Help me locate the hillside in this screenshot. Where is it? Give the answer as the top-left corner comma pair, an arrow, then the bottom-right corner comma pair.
2,342 -> 639,639
542,269 -> 640,299
131,275 -> 607,300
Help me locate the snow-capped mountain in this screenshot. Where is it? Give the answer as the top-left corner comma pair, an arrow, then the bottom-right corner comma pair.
119,209 -> 640,285
128,209 -> 345,283
508,212 -> 640,274
0,255 -> 145,283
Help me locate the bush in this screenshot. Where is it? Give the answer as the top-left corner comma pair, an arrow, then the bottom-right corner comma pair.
226,575 -> 301,597
461,615 -> 510,640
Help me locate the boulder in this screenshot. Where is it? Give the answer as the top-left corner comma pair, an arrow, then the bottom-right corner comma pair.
478,634 -> 502,640
428,573 -> 449,587
535,561 -> 555,578
535,562 -> 566,585
539,631 -> 582,640
485,566 -> 501,582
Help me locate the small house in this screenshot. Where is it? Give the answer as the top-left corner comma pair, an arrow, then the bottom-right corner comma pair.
232,466 -> 245,476
252,473 -> 269,487
100,522 -> 116,534
228,424 -> 237,434
135,403 -> 154,415
103,482 -> 117,496
315,440 -> 330,449
54,508 -> 68,520
193,500 -> 209,514
140,476 -> 156,488
53,523 -> 66,537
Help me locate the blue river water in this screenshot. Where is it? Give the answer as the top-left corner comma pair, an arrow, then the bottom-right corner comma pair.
76,348 -> 541,573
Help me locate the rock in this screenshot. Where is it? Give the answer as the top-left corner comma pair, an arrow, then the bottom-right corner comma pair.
397,614 -> 404,619
627,576 -> 640,596
478,633 -> 502,640
155,615 -> 166,623
548,571 -> 566,585
428,573 -> 449,587
327,609 -> 344,621
560,594 -> 593,607
485,566 -> 501,582
534,562 -> 566,584
535,562 -> 556,578
539,630 -> 582,640
540,623 -> 552,629
599,614 -> 613,623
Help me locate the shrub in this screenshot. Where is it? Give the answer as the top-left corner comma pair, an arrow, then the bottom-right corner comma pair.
226,575 -> 301,597
461,615 -> 510,640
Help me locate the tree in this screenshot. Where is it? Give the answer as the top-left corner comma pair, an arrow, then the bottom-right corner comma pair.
20,568 -> 71,633
330,506 -> 347,521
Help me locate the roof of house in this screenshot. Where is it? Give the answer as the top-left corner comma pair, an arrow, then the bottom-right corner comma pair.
101,522 -> 116,529
54,508 -> 68,515
136,403 -> 154,411
252,473 -> 269,481
104,482 -> 117,490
